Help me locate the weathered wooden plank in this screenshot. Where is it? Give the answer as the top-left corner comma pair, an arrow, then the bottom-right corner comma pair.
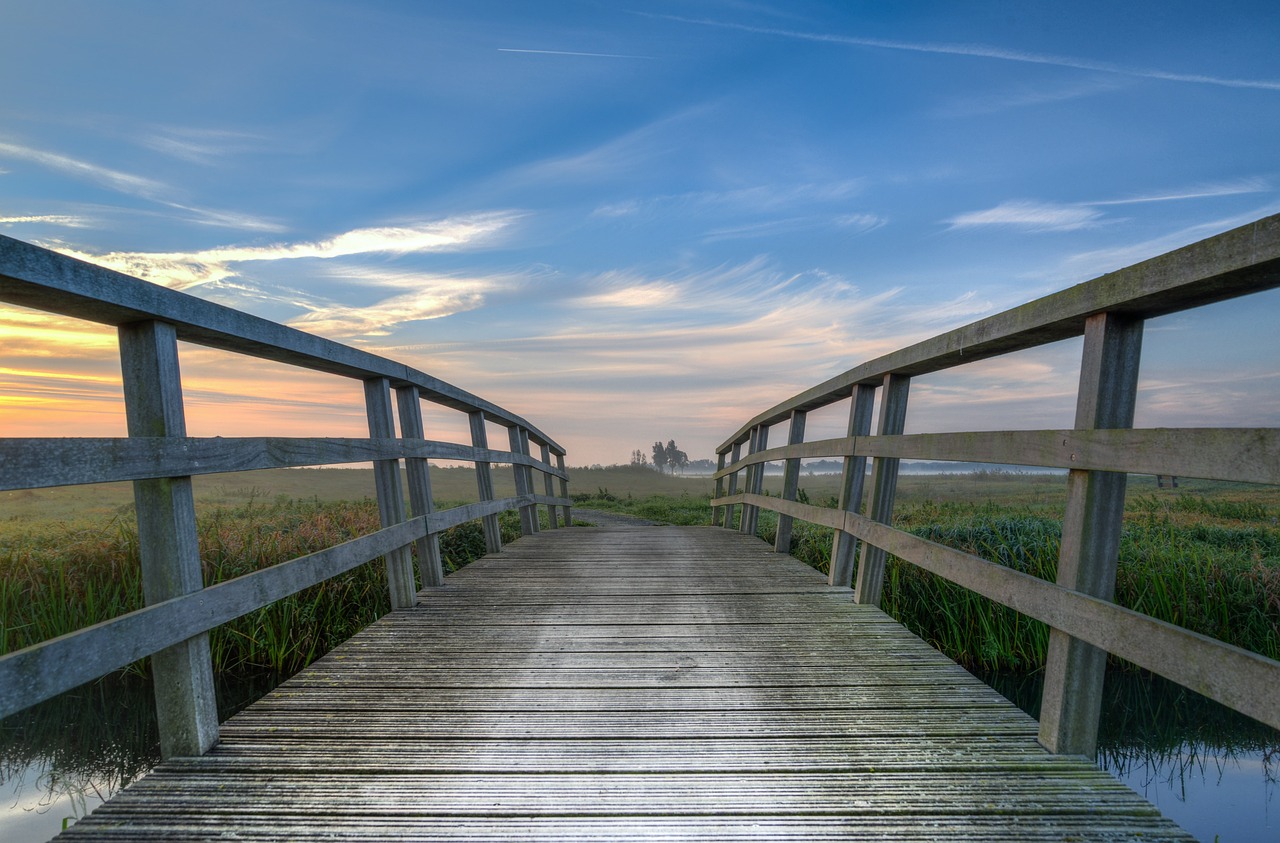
56,526 -> 1193,841
118,319 -> 219,759
715,427 -> 1280,484
0,437 -> 569,492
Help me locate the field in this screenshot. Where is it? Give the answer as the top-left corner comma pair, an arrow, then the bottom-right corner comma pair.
2,465 -> 1278,676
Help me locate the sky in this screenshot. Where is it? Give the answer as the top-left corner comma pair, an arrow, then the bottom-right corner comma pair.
1,0 -> 1278,467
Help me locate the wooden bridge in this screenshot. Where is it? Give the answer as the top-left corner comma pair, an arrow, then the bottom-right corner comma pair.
2,216 -> 1279,840
55,524 -> 1193,840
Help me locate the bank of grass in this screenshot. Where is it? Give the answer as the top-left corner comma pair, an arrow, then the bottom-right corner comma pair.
0,497 -> 523,674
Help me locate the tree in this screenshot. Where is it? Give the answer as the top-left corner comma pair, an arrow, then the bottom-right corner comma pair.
651,440 -> 668,473
629,449 -> 648,467
663,440 -> 688,475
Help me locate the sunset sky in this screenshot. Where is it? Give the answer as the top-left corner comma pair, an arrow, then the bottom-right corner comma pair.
2,1 -> 1278,466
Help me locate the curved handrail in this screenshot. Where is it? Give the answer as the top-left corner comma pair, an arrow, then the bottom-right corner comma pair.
711,214 -> 1280,756
0,235 -> 572,757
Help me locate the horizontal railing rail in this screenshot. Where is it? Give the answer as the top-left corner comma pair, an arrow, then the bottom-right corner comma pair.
711,214 -> 1280,758
0,235 -> 572,758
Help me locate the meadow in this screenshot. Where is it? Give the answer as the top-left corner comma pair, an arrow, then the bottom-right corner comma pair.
2,464 -> 1277,677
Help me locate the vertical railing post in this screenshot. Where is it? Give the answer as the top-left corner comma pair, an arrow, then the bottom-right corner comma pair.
395,386 -> 444,588
741,425 -> 769,537
509,426 -> 538,535
364,378 -> 417,609
723,441 -> 743,529
1039,312 -> 1143,758
540,443 -> 559,529
555,452 -> 572,527
711,451 -> 728,527
118,320 -> 218,759
774,409 -> 807,553
830,383 -> 877,588
468,410 -> 503,554
853,373 -> 910,605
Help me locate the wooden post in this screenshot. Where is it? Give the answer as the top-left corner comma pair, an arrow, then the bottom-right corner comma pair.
468,410 -> 503,554
364,378 -> 417,609
509,426 -> 538,535
853,374 -> 910,605
711,451 -> 728,527
555,452 -> 572,527
741,425 -> 769,537
830,384 -> 877,588
540,443 -> 559,529
774,409 -> 808,553
1039,312 -> 1143,758
395,385 -> 444,588
723,441 -> 742,529
118,320 -> 218,759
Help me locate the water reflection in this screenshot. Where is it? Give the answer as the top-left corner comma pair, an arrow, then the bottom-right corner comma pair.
979,669 -> 1279,842
0,672 -> 281,842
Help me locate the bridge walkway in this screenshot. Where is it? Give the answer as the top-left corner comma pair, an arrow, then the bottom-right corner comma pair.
59,524 -> 1192,841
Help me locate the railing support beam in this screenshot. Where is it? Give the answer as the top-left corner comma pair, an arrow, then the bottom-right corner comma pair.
468,411 -> 503,554
556,452 -> 573,527
723,441 -> 742,529
1039,312 -> 1143,758
364,378 -> 417,609
831,383 -> 877,588
774,410 -> 808,553
119,320 -> 218,759
741,425 -> 769,537
853,374 -> 910,605
395,386 -> 444,588
510,426 -> 538,536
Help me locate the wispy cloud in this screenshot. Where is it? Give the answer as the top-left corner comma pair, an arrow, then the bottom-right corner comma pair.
0,214 -> 91,228
139,126 -> 271,165
935,77 -> 1125,117
57,211 -> 522,290
948,179 -> 1272,233
288,276 -> 500,338
1089,178 -> 1271,206
498,48 -> 654,60
947,201 -> 1103,232
658,16 -> 1280,91
0,140 -> 169,199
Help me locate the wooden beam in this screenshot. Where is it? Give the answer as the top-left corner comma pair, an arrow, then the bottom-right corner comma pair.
118,320 -> 219,759
853,374 -> 910,606
364,378 -> 417,609
717,213 -> 1280,454
831,384 -> 876,589
396,386 -> 444,588
774,410 -> 808,553
469,411 -> 503,554
1039,312 -> 1144,759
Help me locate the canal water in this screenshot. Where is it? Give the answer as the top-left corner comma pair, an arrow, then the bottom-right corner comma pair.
2,670 -> 1276,842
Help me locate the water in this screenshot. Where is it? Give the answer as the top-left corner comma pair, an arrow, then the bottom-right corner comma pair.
980,670 -> 1279,842
3,670 -> 1276,842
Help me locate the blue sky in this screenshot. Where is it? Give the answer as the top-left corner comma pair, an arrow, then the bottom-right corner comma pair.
2,1 -> 1278,465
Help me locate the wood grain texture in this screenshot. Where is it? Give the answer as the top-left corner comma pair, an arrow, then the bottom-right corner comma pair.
58,526 -> 1193,841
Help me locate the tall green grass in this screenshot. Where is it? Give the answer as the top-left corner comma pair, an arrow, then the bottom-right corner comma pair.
735,491 -> 1280,673
0,498 -> 521,674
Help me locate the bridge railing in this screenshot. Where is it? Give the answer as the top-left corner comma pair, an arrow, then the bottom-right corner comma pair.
711,214 -> 1280,757
0,234 -> 571,758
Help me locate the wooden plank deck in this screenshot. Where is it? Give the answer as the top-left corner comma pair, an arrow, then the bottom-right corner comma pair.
59,525 -> 1193,841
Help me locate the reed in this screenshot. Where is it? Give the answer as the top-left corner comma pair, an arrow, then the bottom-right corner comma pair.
0,498 -> 521,675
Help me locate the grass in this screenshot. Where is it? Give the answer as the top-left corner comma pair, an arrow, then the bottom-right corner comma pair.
4,468 -> 1278,678
0,496 -> 524,674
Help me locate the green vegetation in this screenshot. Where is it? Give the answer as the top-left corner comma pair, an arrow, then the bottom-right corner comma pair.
4,468 -> 1277,679
0,496 -> 522,674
